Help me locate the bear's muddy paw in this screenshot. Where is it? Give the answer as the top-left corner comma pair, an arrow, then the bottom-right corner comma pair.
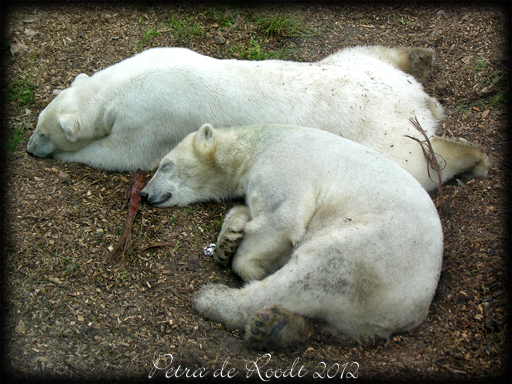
213,206 -> 250,266
213,228 -> 244,266
245,306 -> 314,350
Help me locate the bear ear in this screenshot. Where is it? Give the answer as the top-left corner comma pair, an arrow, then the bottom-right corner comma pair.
59,115 -> 81,142
195,123 -> 215,150
71,73 -> 89,87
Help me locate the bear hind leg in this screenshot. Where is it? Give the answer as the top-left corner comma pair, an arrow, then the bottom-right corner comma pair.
245,306 -> 315,350
432,136 -> 491,183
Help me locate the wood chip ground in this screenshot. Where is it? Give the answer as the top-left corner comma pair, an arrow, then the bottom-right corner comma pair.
2,3 -> 510,382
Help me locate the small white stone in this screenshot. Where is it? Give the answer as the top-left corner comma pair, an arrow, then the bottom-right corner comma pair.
203,243 -> 216,257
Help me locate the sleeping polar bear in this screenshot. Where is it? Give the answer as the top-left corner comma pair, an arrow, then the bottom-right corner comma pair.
141,123 -> 443,349
26,45 -> 489,191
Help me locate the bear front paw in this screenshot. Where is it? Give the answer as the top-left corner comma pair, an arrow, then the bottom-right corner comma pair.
213,227 -> 244,266
213,205 -> 250,266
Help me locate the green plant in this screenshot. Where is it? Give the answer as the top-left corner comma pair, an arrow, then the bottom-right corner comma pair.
60,255 -> 79,275
7,78 -> 36,106
213,213 -> 224,232
7,123 -> 28,151
232,37 -> 293,61
204,7 -> 240,28
457,58 -> 510,109
456,100 -> 474,119
482,80 -> 510,109
168,14 -> 203,39
174,239 -> 181,252
211,272 -> 222,283
170,214 -> 180,225
17,276 -> 33,298
255,12 -> 306,38
135,27 -> 161,52
395,16 -> 405,25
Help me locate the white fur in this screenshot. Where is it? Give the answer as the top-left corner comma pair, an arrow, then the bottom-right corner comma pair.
26,45 -> 487,191
142,124 -> 443,341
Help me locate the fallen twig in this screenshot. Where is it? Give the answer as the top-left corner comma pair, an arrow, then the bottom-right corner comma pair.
107,169 -> 148,263
141,242 -> 175,253
405,116 -> 445,205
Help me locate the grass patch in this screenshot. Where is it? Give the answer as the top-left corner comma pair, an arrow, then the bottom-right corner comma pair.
483,83 -> 510,108
254,12 -> 306,38
7,78 -> 36,106
135,13 -> 204,52
457,58 -> 510,110
168,14 -> 204,38
204,7 -> 241,29
7,123 -> 28,152
231,37 -> 293,61
135,27 -> 161,52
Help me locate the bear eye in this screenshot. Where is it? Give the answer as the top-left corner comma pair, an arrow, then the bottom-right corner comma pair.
161,162 -> 174,172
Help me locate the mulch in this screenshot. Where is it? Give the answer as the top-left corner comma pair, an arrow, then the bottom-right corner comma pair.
2,3 -> 510,382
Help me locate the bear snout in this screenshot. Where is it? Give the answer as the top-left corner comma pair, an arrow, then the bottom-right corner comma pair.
145,191 -> 173,206
26,132 -> 54,158
26,146 -> 50,158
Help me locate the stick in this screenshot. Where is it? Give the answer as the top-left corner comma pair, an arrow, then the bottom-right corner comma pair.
107,169 -> 148,263
141,242 -> 176,253
404,116 -> 444,205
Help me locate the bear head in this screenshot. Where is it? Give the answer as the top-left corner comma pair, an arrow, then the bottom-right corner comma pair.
26,73 -> 105,159
141,123 -> 222,207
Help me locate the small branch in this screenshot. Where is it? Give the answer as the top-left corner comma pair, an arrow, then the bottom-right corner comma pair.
405,116 -> 444,205
141,242 -> 175,253
107,169 -> 148,263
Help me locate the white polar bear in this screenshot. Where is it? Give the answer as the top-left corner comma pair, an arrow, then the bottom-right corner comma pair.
141,123 -> 444,349
26,45 -> 489,191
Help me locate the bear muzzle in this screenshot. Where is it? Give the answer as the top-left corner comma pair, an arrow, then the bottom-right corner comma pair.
141,190 -> 173,206
26,132 -> 54,158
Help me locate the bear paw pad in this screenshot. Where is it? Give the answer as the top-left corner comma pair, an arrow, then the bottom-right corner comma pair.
213,226 -> 244,266
245,306 -> 313,350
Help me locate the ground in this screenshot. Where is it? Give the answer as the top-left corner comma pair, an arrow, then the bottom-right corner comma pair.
2,3 -> 510,382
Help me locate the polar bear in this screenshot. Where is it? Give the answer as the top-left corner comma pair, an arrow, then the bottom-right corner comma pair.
26,45 -> 489,191
141,123 -> 443,349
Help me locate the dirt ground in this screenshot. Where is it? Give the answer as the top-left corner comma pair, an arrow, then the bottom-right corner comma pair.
2,3 -> 510,382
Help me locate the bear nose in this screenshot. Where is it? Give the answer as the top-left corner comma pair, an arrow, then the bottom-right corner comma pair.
140,190 -> 148,201
147,192 -> 173,206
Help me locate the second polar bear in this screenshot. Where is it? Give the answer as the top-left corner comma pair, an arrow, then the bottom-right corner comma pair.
141,124 -> 443,349
26,45 -> 489,191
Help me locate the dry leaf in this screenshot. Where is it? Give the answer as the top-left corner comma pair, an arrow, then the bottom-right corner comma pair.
15,320 -> 26,334
48,277 -> 63,285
